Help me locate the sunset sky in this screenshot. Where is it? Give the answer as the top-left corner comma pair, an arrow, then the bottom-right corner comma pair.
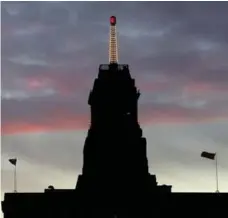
1,1 -> 228,200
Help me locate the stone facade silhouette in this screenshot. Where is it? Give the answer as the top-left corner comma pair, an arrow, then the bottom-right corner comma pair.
75,63 -> 171,216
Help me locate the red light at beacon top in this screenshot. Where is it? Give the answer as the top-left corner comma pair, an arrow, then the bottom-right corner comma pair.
110,16 -> 116,25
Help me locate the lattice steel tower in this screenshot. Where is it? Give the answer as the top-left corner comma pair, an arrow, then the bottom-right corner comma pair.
109,16 -> 118,64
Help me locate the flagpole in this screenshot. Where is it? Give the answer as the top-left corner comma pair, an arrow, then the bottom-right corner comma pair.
14,164 -> 17,193
215,153 -> 219,193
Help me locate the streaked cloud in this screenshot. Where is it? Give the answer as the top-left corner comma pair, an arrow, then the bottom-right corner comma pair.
9,55 -> 49,66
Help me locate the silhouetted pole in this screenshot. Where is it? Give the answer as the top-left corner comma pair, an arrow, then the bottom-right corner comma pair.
13,163 -> 17,193
201,151 -> 219,193
215,153 -> 219,193
9,158 -> 17,193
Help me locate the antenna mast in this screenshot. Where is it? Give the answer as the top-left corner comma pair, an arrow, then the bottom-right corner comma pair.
109,16 -> 118,64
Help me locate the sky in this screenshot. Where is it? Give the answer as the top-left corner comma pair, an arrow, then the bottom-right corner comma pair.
1,1 -> 228,202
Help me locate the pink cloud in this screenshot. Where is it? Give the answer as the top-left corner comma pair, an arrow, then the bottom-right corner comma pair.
184,82 -> 228,94
2,103 -> 227,135
2,114 -> 89,135
2,75 -> 228,135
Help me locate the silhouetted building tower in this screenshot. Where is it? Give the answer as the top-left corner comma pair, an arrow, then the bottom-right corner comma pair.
75,16 -> 170,217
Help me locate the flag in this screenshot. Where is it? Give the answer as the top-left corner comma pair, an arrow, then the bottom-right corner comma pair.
201,151 -> 216,160
9,158 -> 17,166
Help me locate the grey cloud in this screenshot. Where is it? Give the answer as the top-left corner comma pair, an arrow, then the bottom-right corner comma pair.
2,88 -> 56,100
9,55 -> 49,66
2,2 -> 228,86
1,96 -> 90,126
